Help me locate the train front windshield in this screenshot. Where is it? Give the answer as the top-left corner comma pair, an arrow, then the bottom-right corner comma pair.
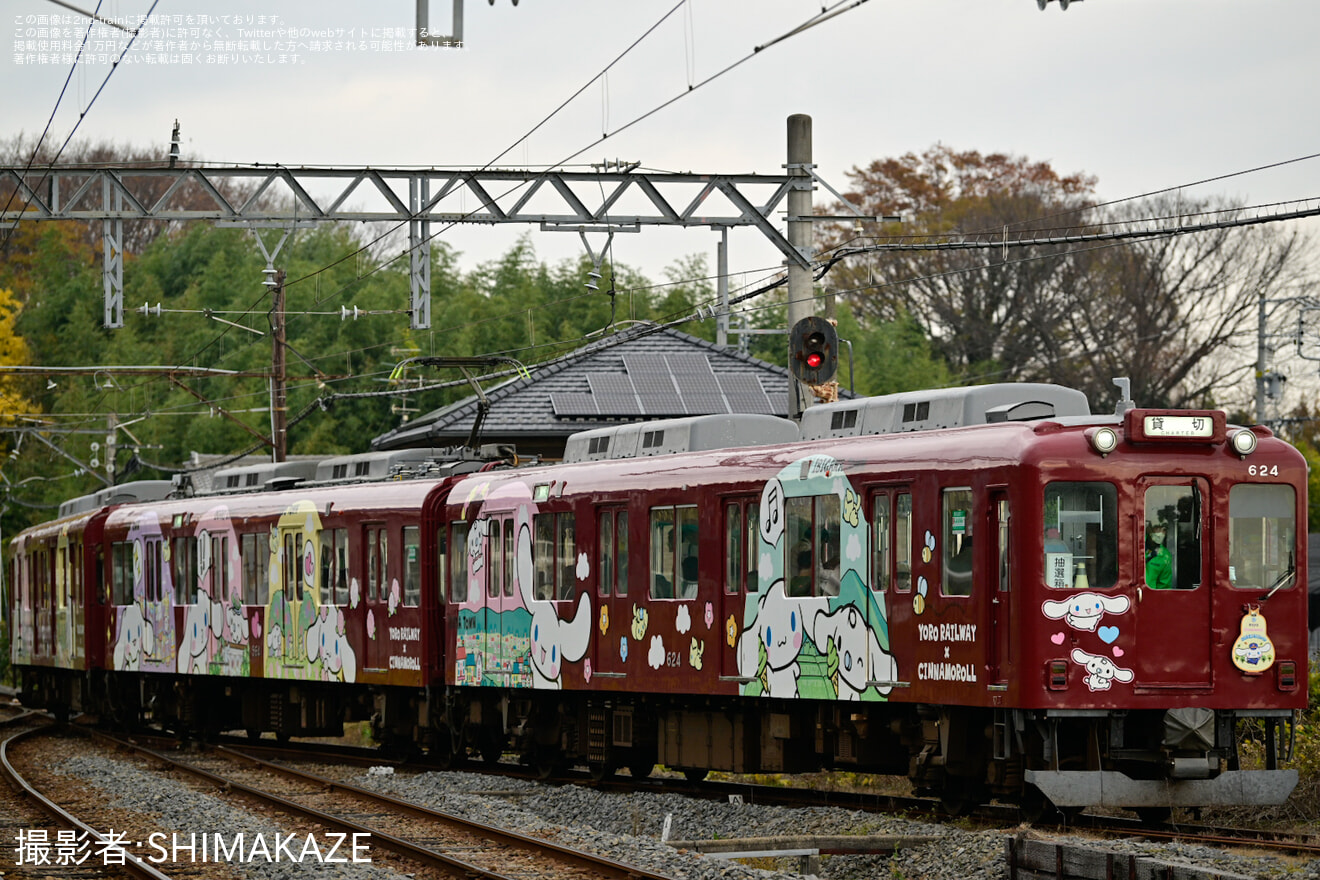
1041,482 -> 1297,592
1228,484 -> 1295,590
1043,482 -> 1118,591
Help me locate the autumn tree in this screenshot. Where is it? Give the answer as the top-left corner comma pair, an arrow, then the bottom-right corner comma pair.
820,144 -> 1309,411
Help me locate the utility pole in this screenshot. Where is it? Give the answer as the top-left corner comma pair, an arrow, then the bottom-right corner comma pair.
271,268 -> 287,462
786,114 -> 814,420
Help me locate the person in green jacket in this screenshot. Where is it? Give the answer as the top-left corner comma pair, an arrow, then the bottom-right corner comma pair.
1145,523 -> 1172,589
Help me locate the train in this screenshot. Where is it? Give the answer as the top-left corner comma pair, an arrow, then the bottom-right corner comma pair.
5,380 -> 1309,819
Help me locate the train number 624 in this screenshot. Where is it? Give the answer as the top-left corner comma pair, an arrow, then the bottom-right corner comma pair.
1247,464 -> 1279,476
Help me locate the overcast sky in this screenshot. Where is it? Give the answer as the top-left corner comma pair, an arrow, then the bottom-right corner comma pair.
7,0 -> 1320,399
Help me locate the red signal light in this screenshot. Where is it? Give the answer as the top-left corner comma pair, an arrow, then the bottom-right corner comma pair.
805,352 -> 823,369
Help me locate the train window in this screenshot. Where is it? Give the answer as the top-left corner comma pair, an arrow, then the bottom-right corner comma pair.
677,506 -> 698,599
241,534 -> 259,605
557,514 -> 576,600
648,506 -> 696,599
785,495 -> 840,598
724,503 -> 741,595
403,526 -> 421,606
996,498 -> 1011,593
146,541 -> 158,603
436,527 -> 447,603
96,547 -> 105,605
334,529 -> 348,605
895,493 -> 912,592
317,529 -> 349,605
219,536 -> 230,602
58,547 -> 68,609
941,489 -> 974,597
366,526 -> 382,602
616,511 -> 629,597
786,495 -> 813,597
816,494 -> 841,597
283,532 -> 304,601
1143,485 -> 1201,591
872,494 -> 891,591
1044,482 -> 1118,590
599,511 -> 615,597
723,500 -> 760,595
488,519 -> 502,599
1229,484 -> 1295,590
503,519 -> 515,597
533,514 -> 555,601
449,522 -> 469,603
111,541 -> 132,605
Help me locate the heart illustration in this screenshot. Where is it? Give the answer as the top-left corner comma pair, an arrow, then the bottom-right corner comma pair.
1098,626 -> 1120,644
1050,632 -> 1065,645
1112,646 -> 1124,657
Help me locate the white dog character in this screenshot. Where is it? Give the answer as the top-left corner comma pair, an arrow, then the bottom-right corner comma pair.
1070,648 -> 1134,692
113,604 -> 155,671
1043,592 -> 1129,632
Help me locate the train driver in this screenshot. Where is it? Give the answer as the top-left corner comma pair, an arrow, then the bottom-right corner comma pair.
1144,523 -> 1172,589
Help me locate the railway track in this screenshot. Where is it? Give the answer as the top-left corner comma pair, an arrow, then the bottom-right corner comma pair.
216,733 -> 1320,860
0,719 -> 179,880
88,728 -> 679,880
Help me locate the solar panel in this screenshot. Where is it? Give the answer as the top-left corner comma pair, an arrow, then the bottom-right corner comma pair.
550,393 -> 600,416
718,374 -> 775,414
588,373 -> 642,415
624,356 -> 683,415
666,354 -> 726,413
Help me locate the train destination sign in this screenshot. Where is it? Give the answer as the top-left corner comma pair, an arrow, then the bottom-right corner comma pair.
1143,415 -> 1213,438
1124,408 -> 1226,444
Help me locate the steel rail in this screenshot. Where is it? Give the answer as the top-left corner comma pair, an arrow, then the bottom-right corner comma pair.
0,723 -> 175,880
89,730 -> 675,880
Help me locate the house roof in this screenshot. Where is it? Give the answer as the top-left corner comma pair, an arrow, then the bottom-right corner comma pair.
371,327 -> 809,451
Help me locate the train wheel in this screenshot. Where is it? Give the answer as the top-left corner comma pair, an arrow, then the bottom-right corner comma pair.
1018,785 -> 1059,824
628,760 -> 654,779
245,728 -> 261,742
939,780 -> 980,817
480,731 -> 506,765
683,768 -> 708,783
1135,807 -> 1172,825
588,761 -> 616,783
430,727 -> 457,770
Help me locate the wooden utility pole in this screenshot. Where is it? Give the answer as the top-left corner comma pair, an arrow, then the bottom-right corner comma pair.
271,268 -> 287,462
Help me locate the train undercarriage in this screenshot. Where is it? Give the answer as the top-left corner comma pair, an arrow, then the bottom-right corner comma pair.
18,665 -> 1297,818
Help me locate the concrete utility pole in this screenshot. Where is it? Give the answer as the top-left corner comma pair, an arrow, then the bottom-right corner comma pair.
271,268 -> 288,462
786,114 -> 815,420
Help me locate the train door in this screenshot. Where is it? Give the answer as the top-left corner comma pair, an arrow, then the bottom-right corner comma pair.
1132,476 -> 1211,687
363,524 -> 389,673
55,539 -> 70,666
481,515 -> 515,684
592,506 -> 629,679
988,490 -> 1011,687
719,497 -> 758,682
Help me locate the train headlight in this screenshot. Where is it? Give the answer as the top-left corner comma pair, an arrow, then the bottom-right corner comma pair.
1230,429 -> 1257,457
1088,427 -> 1119,457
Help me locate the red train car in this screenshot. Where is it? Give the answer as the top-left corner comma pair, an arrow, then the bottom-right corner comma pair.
6,382 -> 1308,817
439,383 -> 1306,815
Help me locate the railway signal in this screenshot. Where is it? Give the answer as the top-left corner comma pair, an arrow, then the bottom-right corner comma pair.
789,316 -> 838,385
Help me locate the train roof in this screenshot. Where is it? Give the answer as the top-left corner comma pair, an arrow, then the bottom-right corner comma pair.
800,382 -> 1091,440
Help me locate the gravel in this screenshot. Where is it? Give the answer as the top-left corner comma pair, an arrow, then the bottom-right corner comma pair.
353,768 -> 1320,880
48,750 -> 1320,880
52,753 -> 408,880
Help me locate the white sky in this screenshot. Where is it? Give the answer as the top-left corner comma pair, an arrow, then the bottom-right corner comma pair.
7,0 -> 1320,404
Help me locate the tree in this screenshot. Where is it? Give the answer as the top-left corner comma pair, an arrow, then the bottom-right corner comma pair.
0,286 -> 35,426
820,144 -> 1309,411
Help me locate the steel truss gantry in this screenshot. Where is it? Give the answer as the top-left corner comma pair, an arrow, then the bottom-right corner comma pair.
0,164 -> 808,330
